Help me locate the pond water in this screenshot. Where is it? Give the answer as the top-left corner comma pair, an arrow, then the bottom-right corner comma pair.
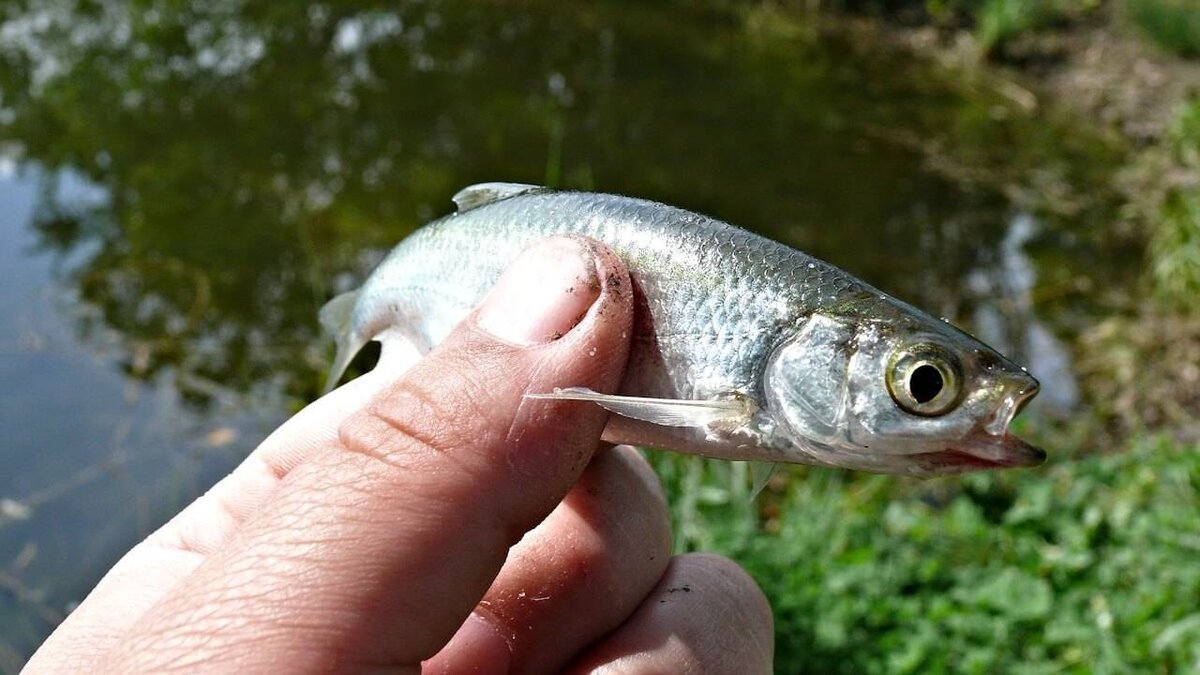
0,1 -> 1141,666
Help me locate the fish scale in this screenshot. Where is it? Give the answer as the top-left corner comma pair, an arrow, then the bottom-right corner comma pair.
324,183 -> 1045,476
357,189 -> 857,400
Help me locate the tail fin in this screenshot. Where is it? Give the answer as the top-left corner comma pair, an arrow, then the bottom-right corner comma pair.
320,290 -> 366,394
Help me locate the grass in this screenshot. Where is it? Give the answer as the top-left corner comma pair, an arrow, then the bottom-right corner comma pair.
1152,97 -> 1200,307
1128,0 -> 1200,57
912,1 -> 1200,59
651,433 -> 1200,672
1152,189 -> 1200,306
643,86 -> 1200,668
975,0 -> 1058,53
962,0 -> 1200,59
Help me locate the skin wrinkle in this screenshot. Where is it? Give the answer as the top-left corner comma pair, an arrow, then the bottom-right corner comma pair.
507,346 -> 627,483
563,553 -> 772,675
274,476 -> 445,569
503,338 -> 625,483
143,454 -> 282,556
318,422 -> 536,565
130,601 -> 251,672
145,615 -> 339,675
338,401 -> 475,476
106,563 -> 264,667
133,542 -> 368,673
255,452 -> 291,482
139,499 -> 350,662
28,238 -> 786,674
505,399 -> 592,485
145,531 -> 211,560
316,421 -> 520,564
335,337 -> 538,487
247,316 -> 611,664
248,370 -> 397,478
312,466 -> 508,653
428,447 -> 672,674
414,346 -> 514,443
165,491 -> 247,557
471,603 -> 518,658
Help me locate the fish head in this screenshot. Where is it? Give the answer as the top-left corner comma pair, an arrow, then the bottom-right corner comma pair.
764,310 -> 1044,476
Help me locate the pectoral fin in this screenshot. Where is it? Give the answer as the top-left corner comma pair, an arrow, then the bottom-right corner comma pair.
320,290 -> 366,394
524,387 -> 756,429
749,461 -> 778,500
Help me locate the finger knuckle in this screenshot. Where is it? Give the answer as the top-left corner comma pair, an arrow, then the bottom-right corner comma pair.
335,357 -> 502,478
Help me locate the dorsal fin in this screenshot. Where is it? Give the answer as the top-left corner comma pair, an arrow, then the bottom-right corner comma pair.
452,182 -> 547,212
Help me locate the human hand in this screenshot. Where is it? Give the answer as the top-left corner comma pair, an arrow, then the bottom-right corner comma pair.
25,237 -> 773,674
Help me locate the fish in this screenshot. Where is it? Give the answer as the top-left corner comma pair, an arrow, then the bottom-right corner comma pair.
321,182 -> 1045,477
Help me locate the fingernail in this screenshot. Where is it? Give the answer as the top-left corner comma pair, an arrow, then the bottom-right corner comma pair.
477,237 -> 600,344
423,612 -> 511,674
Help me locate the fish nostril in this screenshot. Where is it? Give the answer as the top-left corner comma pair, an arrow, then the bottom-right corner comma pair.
1011,372 -> 1040,417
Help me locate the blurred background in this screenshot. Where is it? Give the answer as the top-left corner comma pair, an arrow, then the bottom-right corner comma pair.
0,0 -> 1197,671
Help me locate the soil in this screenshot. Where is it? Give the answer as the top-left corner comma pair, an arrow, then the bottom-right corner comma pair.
1011,26 -> 1200,145
866,10 -> 1200,448
883,10 -> 1200,147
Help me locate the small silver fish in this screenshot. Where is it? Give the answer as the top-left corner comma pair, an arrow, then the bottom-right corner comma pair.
322,182 -> 1044,477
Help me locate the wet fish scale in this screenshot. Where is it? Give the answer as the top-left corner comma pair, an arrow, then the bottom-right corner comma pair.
357,190 -> 845,401
326,184 -> 1044,476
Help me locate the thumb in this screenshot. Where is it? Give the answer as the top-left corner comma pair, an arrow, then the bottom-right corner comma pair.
109,236 -> 633,672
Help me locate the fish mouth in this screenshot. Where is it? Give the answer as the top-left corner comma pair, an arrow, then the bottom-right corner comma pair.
914,428 -> 1046,474
915,369 -> 1044,474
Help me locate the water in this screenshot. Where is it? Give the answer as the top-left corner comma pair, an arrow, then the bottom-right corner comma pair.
0,168 -> 284,666
0,1 -> 1139,666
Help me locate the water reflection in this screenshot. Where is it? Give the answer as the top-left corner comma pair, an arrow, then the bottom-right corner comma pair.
0,168 -> 282,665
2,1 -> 1127,405
969,213 -> 1080,414
0,0 -> 1135,667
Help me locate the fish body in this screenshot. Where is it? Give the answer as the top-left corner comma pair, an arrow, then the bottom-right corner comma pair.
324,183 -> 1044,477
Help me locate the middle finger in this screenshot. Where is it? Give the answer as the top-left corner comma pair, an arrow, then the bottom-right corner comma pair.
424,444 -> 672,674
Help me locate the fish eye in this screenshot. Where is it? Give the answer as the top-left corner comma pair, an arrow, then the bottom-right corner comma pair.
886,345 -> 963,416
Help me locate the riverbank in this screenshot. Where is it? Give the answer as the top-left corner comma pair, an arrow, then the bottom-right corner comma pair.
652,6 -> 1200,670
1,2 -> 1195,670
884,2 -> 1200,144
820,1 -> 1200,449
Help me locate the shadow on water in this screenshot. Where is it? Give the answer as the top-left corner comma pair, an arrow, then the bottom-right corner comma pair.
0,0 -> 1139,668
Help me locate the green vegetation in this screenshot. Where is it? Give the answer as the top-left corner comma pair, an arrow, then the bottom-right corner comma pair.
653,434 -> 1200,672
0,0 -> 1122,405
1153,190 -> 1200,306
1152,98 -> 1200,307
836,0 -> 1102,55
1,1 -> 1196,671
885,0 -> 1200,59
1129,0 -> 1200,57
972,0 -> 1089,54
